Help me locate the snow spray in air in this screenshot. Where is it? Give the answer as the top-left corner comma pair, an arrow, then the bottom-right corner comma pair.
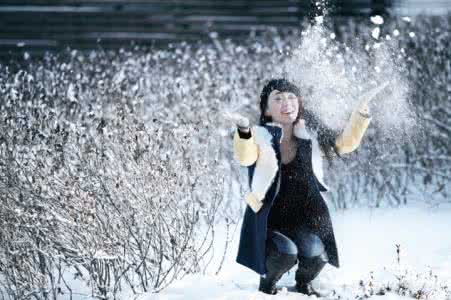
284,4 -> 418,144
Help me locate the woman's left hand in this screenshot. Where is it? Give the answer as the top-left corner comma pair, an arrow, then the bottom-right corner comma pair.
356,81 -> 390,116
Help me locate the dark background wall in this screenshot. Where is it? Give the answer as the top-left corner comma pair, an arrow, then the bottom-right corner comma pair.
0,0 -> 449,59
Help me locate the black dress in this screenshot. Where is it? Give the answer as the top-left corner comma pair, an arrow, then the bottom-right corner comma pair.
267,147 -> 315,233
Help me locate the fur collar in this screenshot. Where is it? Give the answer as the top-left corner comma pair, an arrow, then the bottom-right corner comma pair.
250,122 -> 329,201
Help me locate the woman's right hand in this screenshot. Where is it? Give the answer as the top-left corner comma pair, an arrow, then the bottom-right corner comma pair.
222,111 -> 250,132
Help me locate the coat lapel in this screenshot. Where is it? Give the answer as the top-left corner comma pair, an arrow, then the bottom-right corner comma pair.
262,122 -> 330,192
249,125 -> 279,201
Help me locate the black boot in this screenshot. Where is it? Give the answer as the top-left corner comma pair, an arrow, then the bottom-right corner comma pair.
258,276 -> 278,295
258,249 -> 297,295
295,282 -> 326,297
294,252 -> 328,296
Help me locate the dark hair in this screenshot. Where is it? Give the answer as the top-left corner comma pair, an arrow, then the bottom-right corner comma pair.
259,78 -> 341,161
259,78 -> 304,125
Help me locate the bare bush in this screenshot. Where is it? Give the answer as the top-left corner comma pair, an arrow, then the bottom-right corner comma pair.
0,79 -> 225,298
0,13 -> 449,299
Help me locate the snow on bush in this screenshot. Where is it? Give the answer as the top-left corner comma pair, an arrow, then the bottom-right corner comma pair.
333,262 -> 451,299
0,59 -> 227,297
0,13 -> 450,299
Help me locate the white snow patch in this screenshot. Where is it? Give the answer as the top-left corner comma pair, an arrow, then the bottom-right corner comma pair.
136,203 -> 451,300
370,15 -> 384,25
372,27 -> 381,39
315,15 -> 324,24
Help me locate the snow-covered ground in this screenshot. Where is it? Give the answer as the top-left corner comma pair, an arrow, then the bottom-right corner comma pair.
139,201 -> 451,299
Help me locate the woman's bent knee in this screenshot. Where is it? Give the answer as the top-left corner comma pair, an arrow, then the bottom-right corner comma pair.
295,232 -> 326,258
268,230 -> 298,256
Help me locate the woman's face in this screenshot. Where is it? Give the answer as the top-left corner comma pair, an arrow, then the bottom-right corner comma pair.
264,89 -> 300,125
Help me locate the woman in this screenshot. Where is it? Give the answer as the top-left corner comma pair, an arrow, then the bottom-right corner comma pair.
225,78 -> 373,295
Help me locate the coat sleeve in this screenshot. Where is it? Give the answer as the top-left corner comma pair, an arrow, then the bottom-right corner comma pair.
335,109 -> 372,154
232,127 -> 259,167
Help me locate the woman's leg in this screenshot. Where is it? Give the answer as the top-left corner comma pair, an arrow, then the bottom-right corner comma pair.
258,230 -> 298,294
290,228 -> 329,295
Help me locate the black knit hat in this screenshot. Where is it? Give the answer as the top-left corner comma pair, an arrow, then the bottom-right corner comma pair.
259,78 -> 303,125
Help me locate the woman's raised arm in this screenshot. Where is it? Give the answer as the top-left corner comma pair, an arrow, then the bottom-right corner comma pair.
335,82 -> 389,154
334,105 -> 371,154
223,111 -> 259,166
233,127 -> 259,166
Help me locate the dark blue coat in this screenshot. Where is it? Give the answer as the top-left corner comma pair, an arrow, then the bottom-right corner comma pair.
235,123 -> 340,275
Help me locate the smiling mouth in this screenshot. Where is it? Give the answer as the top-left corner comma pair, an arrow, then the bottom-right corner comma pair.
282,111 -> 294,114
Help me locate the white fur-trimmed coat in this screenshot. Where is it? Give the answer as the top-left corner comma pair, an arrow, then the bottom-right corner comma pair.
233,112 -> 371,275
233,108 -> 371,213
